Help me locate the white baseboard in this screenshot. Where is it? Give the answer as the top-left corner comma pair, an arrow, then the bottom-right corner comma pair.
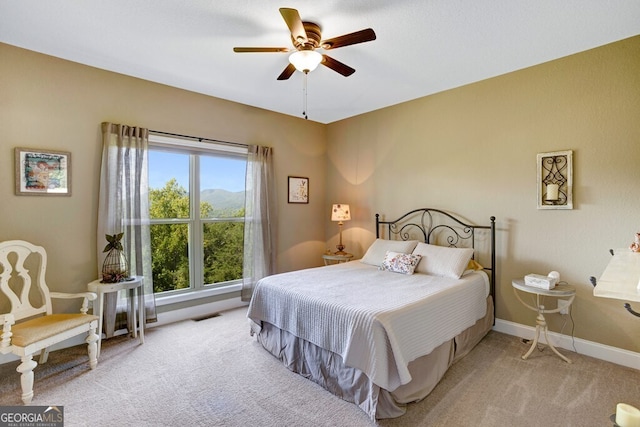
0,298 -> 248,366
3,313 -> 636,371
150,297 -> 248,328
494,318 -> 640,370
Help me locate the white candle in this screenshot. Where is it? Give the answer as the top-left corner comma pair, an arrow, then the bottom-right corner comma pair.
616,403 -> 640,427
546,183 -> 559,201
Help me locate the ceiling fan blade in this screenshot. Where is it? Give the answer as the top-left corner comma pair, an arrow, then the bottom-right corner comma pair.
277,63 -> 296,81
233,47 -> 289,53
321,28 -> 376,50
280,8 -> 307,44
321,55 -> 355,77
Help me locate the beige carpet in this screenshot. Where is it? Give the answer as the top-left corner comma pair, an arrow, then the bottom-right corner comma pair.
1,307 -> 638,426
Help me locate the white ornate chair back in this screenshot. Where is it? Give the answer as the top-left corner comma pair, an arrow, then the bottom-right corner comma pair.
0,240 -> 54,323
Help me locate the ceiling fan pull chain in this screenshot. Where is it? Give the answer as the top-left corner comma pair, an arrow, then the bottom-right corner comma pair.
302,71 -> 308,120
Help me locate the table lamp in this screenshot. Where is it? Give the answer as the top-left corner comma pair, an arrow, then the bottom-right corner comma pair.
331,204 -> 351,255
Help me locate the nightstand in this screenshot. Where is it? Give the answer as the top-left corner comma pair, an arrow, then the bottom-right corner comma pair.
322,253 -> 354,265
512,278 -> 575,363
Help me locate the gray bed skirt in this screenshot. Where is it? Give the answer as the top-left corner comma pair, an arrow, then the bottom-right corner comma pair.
252,296 -> 494,420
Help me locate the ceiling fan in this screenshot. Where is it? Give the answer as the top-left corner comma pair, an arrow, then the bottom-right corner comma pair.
233,7 -> 376,80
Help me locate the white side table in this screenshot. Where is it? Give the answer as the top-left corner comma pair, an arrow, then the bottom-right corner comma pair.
323,253 -> 354,265
88,276 -> 145,357
512,279 -> 575,363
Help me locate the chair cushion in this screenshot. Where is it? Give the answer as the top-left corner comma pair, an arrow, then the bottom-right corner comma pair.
11,314 -> 99,347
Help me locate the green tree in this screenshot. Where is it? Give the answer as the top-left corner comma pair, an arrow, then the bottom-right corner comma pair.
149,179 -> 191,292
203,208 -> 244,284
149,179 -> 244,293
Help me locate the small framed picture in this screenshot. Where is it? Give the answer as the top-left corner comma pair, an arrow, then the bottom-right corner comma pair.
15,147 -> 72,196
288,176 -> 309,204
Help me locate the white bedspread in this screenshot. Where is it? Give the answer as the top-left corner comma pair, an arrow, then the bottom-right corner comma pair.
247,261 -> 489,391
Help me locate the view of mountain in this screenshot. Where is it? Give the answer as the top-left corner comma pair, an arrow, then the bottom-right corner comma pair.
200,188 -> 245,213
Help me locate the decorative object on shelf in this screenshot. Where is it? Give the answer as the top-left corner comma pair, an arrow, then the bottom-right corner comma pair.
331,204 -> 351,255
537,150 -> 573,210
101,233 -> 129,283
288,176 -> 309,203
630,233 -> 640,253
14,147 -> 71,196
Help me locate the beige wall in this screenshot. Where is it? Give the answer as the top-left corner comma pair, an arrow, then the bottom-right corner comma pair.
2,35 -> 639,352
0,43 -> 327,309
326,35 -> 640,352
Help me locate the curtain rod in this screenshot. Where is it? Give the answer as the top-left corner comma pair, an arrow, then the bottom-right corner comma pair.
150,130 -> 249,148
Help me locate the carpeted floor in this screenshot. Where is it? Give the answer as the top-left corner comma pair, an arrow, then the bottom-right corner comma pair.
0,307 -> 638,426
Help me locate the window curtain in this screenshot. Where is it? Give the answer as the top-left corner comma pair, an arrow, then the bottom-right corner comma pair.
241,145 -> 276,302
97,122 -> 157,337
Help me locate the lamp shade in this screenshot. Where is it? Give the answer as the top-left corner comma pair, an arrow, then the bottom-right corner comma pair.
289,50 -> 322,73
331,204 -> 351,222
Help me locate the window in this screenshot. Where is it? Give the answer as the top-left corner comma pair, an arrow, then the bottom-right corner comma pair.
148,134 -> 247,296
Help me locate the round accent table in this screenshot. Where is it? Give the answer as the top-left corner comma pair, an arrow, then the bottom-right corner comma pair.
322,253 -> 354,265
88,276 -> 145,357
512,279 -> 576,363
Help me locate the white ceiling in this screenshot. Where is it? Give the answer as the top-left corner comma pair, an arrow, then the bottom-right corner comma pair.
2,1 -> 639,124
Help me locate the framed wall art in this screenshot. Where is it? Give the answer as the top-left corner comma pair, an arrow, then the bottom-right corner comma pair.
15,147 -> 72,196
288,176 -> 309,204
537,150 -> 572,210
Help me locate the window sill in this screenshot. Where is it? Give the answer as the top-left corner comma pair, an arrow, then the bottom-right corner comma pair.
155,283 -> 242,307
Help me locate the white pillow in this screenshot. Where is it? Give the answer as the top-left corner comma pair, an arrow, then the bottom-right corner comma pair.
412,242 -> 474,279
380,251 -> 422,275
360,239 -> 419,266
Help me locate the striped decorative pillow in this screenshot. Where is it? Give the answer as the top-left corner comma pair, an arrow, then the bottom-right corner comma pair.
360,239 -> 419,266
412,243 -> 474,279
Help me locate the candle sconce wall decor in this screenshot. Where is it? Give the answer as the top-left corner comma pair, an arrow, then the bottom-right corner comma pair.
537,150 -> 573,210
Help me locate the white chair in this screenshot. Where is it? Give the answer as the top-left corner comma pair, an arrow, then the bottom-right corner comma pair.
0,240 -> 99,404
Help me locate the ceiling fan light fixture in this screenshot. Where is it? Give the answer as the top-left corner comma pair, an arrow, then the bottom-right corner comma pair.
289,50 -> 322,73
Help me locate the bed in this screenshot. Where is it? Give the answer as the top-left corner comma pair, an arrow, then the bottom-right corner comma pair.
247,208 -> 496,420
